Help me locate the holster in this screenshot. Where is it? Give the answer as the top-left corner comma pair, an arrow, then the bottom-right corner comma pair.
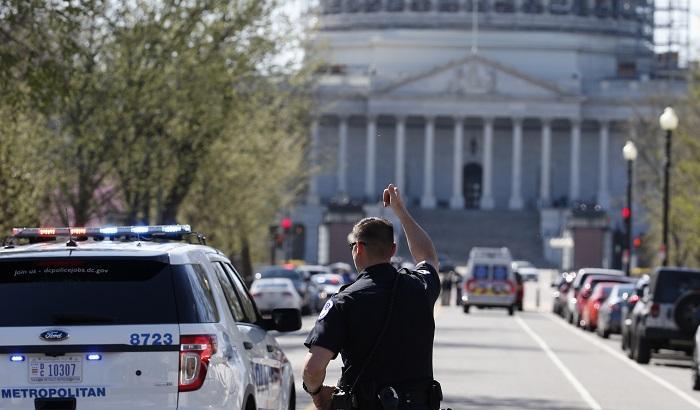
330,388 -> 357,410
428,380 -> 443,410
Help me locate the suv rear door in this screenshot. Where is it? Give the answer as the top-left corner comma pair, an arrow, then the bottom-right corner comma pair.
0,257 -> 209,410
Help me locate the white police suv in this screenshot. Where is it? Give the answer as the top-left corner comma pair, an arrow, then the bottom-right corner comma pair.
0,225 -> 301,410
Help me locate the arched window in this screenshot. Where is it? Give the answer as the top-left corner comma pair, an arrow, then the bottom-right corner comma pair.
344,0 -> 363,13
386,0 -> 405,11
365,0 -> 383,12
411,0 -> 432,12
549,0 -> 571,15
593,0 -> 611,18
494,0 -> 515,13
322,0 -> 343,14
465,0 -> 490,12
438,0 -> 460,12
522,0 -> 544,14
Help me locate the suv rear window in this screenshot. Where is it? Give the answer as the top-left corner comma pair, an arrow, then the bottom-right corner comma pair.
473,265 -> 489,280
0,258 -> 218,326
653,270 -> 700,303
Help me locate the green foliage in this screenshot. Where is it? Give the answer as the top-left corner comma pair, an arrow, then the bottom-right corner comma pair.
632,71 -> 700,268
0,0 -> 313,270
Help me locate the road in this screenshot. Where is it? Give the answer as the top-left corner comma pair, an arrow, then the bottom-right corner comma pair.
275,272 -> 700,410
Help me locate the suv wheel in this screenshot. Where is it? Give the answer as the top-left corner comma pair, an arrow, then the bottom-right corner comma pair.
633,333 -> 651,364
289,384 -> 296,410
507,305 -> 514,316
463,304 -> 470,314
693,348 -> 700,391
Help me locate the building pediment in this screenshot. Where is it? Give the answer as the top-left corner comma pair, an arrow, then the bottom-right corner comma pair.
376,54 -> 570,99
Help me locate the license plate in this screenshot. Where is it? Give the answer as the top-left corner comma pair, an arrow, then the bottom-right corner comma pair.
29,356 -> 82,383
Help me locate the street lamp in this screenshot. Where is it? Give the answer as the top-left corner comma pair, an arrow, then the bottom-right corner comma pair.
622,140 -> 638,276
659,107 -> 679,266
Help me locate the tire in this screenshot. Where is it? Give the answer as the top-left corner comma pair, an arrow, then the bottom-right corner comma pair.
508,305 -> 514,316
674,292 -> 700,336
601,326 -> 610,339
693,348 -> 700,391
634,334 -> 651,364
518,301 -> 523,312
463,304 -> 470,314
289,383 -> 296,410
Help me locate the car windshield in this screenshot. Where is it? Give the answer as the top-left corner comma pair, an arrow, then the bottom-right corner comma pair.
0,258 -> 218,326
653,271 -> 700,303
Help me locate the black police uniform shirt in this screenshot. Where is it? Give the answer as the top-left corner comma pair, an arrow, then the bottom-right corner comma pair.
304,262 -> 440,390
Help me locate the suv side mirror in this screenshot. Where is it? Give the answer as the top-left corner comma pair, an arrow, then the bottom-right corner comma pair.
266,308 -> 302,332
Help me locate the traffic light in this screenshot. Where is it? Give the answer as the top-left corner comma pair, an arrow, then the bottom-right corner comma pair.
621,207 -> 631,220
633,236 -> 642,249
281,217 -> 292,233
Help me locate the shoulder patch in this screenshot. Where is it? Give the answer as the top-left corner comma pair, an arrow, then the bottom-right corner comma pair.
318,299 -> 333,320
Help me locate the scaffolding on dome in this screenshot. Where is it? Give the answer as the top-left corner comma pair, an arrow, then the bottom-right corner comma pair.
654,0 -> 691,73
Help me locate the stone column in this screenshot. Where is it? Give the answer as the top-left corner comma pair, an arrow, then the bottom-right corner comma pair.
597,120 -> 610,209
569,119 -> 581,202
540,119 -> 552,206
395,116 -> 406,190
509,118 -> 524,210
450,118 -> 465,209
480,118 -> 495,209
308,116 -> 320,205
421,116 -> 437,209
337,115 -> 348,196
365,115 -> 377,200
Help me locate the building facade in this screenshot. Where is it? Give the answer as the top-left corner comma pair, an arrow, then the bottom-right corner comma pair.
295,0 -> 685,266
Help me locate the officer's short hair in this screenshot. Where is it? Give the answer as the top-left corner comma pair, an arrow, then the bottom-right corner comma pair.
350,217 -> 394,258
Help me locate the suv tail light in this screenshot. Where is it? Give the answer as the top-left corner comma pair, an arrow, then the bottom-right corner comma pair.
179,335 -> 217,392
505,280 -> 515,294
650,303 -> 660,318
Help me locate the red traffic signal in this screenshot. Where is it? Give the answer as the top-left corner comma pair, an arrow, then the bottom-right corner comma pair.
633,237 -> 642,248
621,207 -> 631,219
281,217 -> 292,231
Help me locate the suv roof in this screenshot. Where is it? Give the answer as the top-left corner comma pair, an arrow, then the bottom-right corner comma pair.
0,240 -> 221,264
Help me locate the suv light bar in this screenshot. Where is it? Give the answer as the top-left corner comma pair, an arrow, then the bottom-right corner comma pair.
11,225 -> 192,239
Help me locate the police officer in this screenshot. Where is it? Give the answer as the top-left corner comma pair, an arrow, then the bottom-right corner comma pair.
302,184 -> 441,410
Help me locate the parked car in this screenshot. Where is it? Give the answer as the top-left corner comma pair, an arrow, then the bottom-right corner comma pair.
250,278 -> 303,315
580,282 -> 617,331
621,275 -> 649,354
576,274 -> 635,328
311,273 -> 346,305
597,283 -> 635,338
552,273 -> 573,317
692,325 -> 700,390
517,267 -> 539,282
627,267 -> 700,364
256,266 -> 316,315
568,268 -> 625,325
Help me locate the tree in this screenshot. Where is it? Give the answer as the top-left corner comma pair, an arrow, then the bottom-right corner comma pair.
632,71 -> 700,268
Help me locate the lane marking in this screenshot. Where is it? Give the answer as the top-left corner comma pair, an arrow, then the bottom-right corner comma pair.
544,313 -> 700,409
515,316 -> 603,410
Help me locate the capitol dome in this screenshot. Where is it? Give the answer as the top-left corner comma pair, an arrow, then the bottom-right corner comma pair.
318,0 -> 653,41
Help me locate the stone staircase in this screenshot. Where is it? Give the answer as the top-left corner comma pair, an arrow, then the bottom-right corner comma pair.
397,208 -> 548,267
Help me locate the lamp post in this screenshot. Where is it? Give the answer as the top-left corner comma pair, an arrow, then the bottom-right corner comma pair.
659,107 -> 679,266
622,140 -> 638,276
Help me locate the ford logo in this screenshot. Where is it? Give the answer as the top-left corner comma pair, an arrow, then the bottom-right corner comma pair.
40,330 -> 69,342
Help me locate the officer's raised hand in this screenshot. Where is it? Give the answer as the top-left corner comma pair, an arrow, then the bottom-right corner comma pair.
383,184 -> 439,269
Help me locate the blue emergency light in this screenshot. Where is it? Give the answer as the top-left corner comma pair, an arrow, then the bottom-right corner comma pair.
11,225 -> 192,240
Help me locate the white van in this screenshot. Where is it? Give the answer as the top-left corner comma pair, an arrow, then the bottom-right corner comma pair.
461,247 -> 517,316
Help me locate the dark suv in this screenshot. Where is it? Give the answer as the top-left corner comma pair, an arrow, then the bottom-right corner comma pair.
627,268 -> 700,364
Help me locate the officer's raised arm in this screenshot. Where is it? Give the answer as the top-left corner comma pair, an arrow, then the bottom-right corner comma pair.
383,184 -> 439,270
